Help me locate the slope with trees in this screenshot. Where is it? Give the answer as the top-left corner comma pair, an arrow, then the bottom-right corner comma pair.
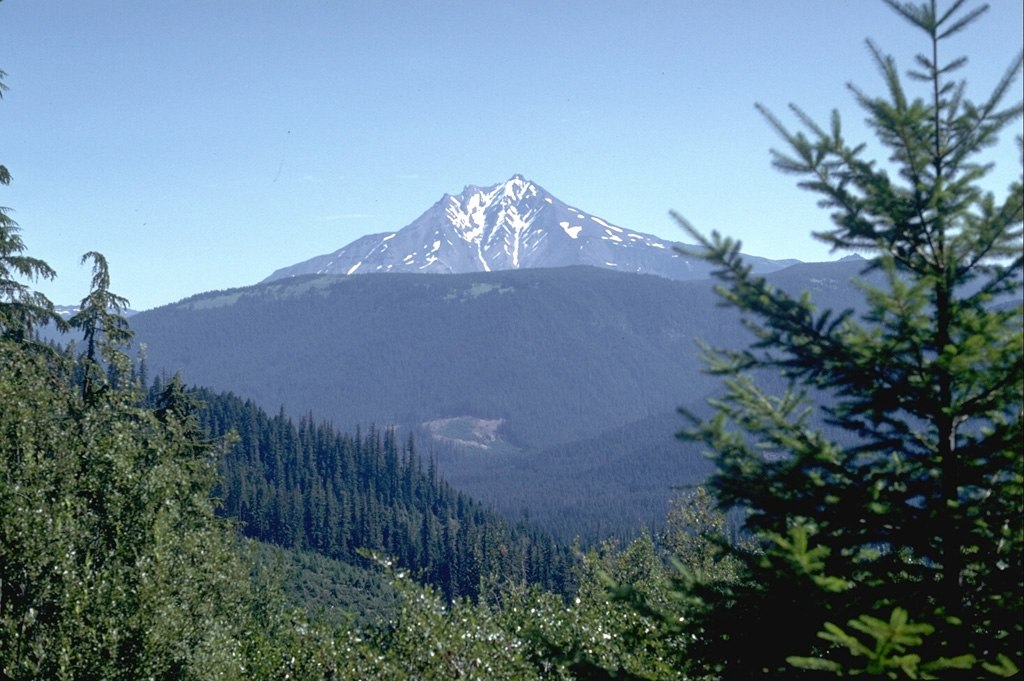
128,259 -> 880,542
1,231 -> 259,676
128,260 -> 880,450
189,385 -> 574,601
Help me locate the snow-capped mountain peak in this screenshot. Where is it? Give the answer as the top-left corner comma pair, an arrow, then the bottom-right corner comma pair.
262,175 -> 797,282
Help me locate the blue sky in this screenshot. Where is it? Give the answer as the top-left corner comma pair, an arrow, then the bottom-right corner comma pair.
3,1 -> 1021,310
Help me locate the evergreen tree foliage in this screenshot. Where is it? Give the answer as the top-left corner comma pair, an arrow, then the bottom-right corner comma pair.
69,252 -> 132,361
0,312 -> 265,678
659,486 -> 749,585
0,53 -> 254,678
194,388 -> 574,602
667,1 -> 1022,677
69,251 -> 134,400
0,74 -> 62,341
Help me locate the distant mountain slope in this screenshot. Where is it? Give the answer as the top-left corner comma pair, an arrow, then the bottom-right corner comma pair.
263,175 -> 798,282
428,408 -> 717,543
53,304 -> 138,320
134,267 -> 732,450
133,262 -> 869,450
194,389 -> 572,601
130,261 -> 874,539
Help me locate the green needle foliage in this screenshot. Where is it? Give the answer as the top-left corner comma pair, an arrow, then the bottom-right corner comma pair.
69,251 -> 135,400
0,59 -> 293,680
0,312 -> 255,679
671,0 -> 1022,677
0,71 -> 63,341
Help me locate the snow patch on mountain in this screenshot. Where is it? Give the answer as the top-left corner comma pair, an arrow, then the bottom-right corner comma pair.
262,174 -> 800,283
559,221 -> 582,239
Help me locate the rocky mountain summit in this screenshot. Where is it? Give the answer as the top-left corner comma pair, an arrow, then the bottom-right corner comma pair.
264,175 -> 797,282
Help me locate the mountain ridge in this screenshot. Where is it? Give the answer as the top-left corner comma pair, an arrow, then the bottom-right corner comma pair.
263,174 -> 799,282
129,261 -> 873,539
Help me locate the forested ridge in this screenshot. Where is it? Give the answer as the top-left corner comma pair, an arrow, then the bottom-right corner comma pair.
130,261 -> 879,452
130,266 -> 729,450
432,408 -> 716,543
128,258 -> 882,542
192,385 -> 573,601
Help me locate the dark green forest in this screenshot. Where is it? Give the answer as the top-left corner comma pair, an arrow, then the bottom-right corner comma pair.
130,266 -> 731,450
129,259 -> 881,541
130,261 -> 880,452
431,408 -> 716,542
2,1 -> 1022,679
191,385 -> 573,601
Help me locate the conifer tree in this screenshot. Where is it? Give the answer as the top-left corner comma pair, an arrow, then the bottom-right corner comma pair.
669,1 -> 1022,677
69,252 -> 133,399
0,71 -> 63,341
70,252 -> 132,360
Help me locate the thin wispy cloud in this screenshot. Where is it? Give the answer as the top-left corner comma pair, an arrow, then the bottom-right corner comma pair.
316,214 -> 373,221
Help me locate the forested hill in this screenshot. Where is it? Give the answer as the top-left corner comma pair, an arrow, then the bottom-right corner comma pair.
131,262 -> 872,453
132,266 -> 720,450
431,408 -> 717,543
129,261 -> 877,542
190,386 -> 573,600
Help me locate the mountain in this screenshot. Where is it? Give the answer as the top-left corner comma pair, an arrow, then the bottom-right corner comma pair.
133,267 -> 732,450
130,261 -> 873,539
263,174 -> 798,282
